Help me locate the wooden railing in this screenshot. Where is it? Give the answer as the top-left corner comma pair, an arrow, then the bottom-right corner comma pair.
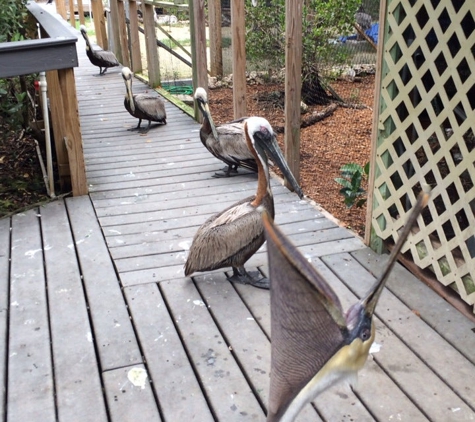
56,0 -> 304,188
0,2 -> 87,196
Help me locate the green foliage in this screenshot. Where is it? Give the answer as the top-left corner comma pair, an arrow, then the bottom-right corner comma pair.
0,0 -> 29,42
0,77 -> 32,133
245,0 -> 360,74
335,162 -> 369,208
0,0 -> 36,133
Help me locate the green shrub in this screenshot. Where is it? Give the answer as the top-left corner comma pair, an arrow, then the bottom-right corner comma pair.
0,0 -> 29,42
335,162 -> 369,208
0,0 -> 36,133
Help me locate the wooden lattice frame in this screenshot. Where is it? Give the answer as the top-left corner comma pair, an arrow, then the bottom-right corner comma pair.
368,0 -> 475,312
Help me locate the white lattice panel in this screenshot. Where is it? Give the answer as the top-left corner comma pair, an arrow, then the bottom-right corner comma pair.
370,0 -> 475,311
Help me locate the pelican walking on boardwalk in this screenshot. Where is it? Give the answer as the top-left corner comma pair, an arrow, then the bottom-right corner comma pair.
80,25 -> 119,75
121,67 -> 167,133
263,191 -> 430,421
184,116 -> 303,289
194,87 -> 258,177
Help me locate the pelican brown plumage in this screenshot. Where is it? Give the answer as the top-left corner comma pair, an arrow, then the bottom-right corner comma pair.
194,87 -> 258,177
80,25 -> 119,75
263,190 -> 430,421
184,116 -> 303,289
121,67 -> 167,133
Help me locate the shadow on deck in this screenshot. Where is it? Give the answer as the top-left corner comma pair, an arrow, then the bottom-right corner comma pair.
1,19 -> 475,422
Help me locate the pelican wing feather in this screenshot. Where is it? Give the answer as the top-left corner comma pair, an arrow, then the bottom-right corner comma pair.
185,197 -> 263,274
95,49 -> 119,66
207,123 -> 258,171
133,94 -> 166,120
263,213 -> 348,421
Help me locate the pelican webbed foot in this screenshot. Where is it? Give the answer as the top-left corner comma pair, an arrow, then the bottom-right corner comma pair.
127,119 -> 144,132
212,165 -> 239,178
227,266 -> 270,289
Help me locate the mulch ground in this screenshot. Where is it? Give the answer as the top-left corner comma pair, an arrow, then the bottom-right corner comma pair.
207,75 -> 375,236
0,127 -> 51,218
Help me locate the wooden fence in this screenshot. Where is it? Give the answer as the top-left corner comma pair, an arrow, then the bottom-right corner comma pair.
366,0 -> 475,313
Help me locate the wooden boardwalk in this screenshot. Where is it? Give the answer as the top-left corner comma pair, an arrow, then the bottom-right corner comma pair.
1,25 -> 475,422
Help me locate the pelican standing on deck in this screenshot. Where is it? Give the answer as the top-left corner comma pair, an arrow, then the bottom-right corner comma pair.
194,87 -> 258,177
80,25 -> 119,75
121,67 -> 167,133
184,116 -> 303,289
263,190 -> 430,421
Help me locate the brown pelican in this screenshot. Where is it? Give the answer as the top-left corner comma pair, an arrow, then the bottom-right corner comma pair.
80,25 -> 119,75
263,190 -> 430,421
184,116 -> 303,289
194,87 -> 258,177
121,67 -> 167,133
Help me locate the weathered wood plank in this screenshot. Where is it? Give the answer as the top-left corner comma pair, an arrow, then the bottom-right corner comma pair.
103,205 -> 324,247
352,248 -> 475,364
195,273 -> 322,422
90,173 -> 256,206
94,184 -> 260,217
85,150 -> 212,174
284,0 -> 302,185
160,278 -> 265,421
124,283 -> 214,421
102,364 -> 161,421
41,200 -> 108,422
58,67 -> 88,195
108,205 -> 328,271
116,226 -> 364,286
0,218 -> 10,421
66,195 -> 142,370
231,0 -> 246,118
96,189 -> 302,227
105,206 -> 329,249
87,162 -> 220,189
8,210 -> 55,422
82,135 -> 205,157
323,252 -> 475,418
109,219 -> 346,262
88,170 -> 257,199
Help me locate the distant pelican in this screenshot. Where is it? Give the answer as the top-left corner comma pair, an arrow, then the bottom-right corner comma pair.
121,67 -> 167,133
194,87 -> 258,177
184,116 -> 303,289
80,25 -> 119,75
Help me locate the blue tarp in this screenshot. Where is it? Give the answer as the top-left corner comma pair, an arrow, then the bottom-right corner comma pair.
340,23 -> 379,44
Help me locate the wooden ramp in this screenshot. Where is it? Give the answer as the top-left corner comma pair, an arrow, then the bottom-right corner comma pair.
1,26 -> 475,422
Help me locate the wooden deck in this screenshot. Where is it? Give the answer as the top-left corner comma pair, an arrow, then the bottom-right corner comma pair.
1,23 -> 475,422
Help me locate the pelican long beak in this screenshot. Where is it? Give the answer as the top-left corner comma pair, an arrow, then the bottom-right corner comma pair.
202,102 -> 219,140
259,135 -> 304,199
361,190 -> 430,316
125,78 -> 135,114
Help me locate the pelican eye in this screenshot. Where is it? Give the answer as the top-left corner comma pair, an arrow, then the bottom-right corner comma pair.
360,328 -> 371,341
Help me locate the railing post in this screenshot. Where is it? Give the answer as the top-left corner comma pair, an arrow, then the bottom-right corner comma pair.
91,0 -> 108,49
117,0 -> 130,67
109,0 -> 123,62
46,68 -> 87,196
208,0 -> 222,77
190,0 -> 208,121
45,70 -> 70,191
128,0 -> 142,73
284,0 -> 303,187
143,2 -> 161,87
231,0 -> 246,119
